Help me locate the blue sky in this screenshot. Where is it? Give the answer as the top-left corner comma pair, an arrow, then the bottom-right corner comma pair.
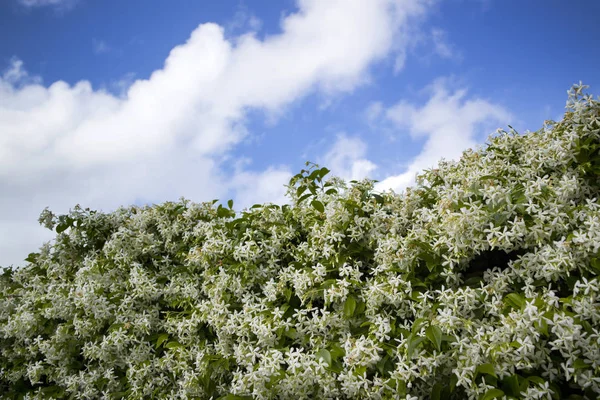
1,0 -> 599,268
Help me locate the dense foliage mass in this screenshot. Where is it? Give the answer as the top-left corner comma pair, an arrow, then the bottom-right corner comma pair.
1,84 -> 600,400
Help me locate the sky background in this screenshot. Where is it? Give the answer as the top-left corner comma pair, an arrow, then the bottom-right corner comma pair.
1,0 -> 599,268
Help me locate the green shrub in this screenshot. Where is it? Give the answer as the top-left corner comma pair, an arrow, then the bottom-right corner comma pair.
1,84 -> 599,399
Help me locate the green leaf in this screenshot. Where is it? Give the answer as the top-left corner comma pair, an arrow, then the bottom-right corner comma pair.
344,296 -> 357,318
320,279 -> 337,290
464,276 -> 484,288
316,349 -> 332,366
41,385 -> 64,396
376,354 -> 392,376
156,333 -> 169,349
480,388 -> 504,400
354,300 -> 365,317
298,193 -> 312,203
407,334 -> 426,359
502,374 -> 521,397
360,320 -> 372,328
492,212 -> 509,225
537,318 -> 549,337
24,252 -> 39,263
217,205 -> 230,218
325,188 -> 338,195
509,341 -> 521,349
297,186 -> 308,197
548,383 -> 562,400
411,317 -> 428,334
329,343 -> 346,360
505,293 -> 525,310
573,358 -> 589,369
479,175 -> 507,184
308,169 -> 320,181
442,334 -> 456,344
311,200 -> 325,213
284,328 -> 297,339
589,257 -> 600,274
283,288 -> 293,302
56,223 -> 69,233
413,240 -> 433,253
526,376 -> 545,387
217,395 -> 254,400
329,344 -> 345,361
510,183 -> 526,204
476,363 -> 497,378
227,199 -> 234,209
450,374 -> 458,392
419,252 -> 437,272
165,341 -> 184,350
431,383 -> 443,400
372,194 -> 384,204
108,323 -> 124,332
425,325 -> 443,351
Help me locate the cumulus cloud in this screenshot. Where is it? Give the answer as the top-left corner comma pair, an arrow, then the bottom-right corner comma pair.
375,78 -> 512,193
19,0 -> 63,5
0,0 -> 433,267
365,101 -> 385,125
391,24 -> 460,73
430,28 -> 459,60
320,134 -> 377,181
92,39 -> 110,54
229,166 -> 293,208
1,58 -> 40,86
18,0 -> 78,9
225,3 -> 263,36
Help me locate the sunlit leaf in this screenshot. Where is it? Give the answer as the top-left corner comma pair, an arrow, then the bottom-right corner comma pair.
344,295 -> 357,318
476,363 -> 497,378
426,325 -> 443,351
316,349 -> 331,366
480,388 -> 504,400
311,200 -> 325,212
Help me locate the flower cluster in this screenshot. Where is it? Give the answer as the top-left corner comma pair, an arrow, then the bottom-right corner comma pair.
1,83 -> 600,399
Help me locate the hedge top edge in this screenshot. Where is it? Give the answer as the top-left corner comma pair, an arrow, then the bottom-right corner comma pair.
1,83 -> 600,400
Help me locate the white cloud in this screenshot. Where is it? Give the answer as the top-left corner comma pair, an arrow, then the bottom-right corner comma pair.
107,72 -> 136,97
394,49 -> 408,73
365,101 -> 384,125
321,134 -> 377,181
19,0 -> 61,5
392,25 -> 460,73
430,28 -> 456,59
375,78 -> 512,193
225,4 -> 263,36
0,0 -> 433,268
431,29 -> 454,58
1,58 -> 39,85
2,58 -> 27,83
229,166 -> 293,208
388,8 -> 433,74
92,39 -> 110,54
18,0 -> 78,8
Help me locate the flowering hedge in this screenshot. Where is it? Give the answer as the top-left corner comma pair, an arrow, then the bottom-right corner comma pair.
1,84 -> 600,400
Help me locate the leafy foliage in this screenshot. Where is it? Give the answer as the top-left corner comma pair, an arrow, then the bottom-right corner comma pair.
1,84 -> 600,399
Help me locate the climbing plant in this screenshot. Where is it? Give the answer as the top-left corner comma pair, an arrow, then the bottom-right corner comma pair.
1,83 -> 599,399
